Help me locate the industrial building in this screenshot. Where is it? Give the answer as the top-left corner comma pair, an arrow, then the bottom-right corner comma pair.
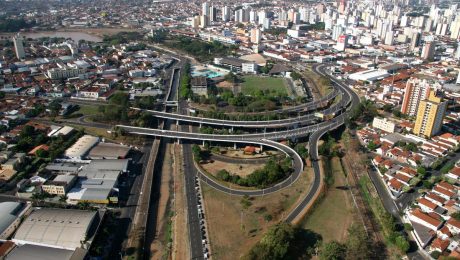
13,208 -> 99,250
88,142 -> 131,159
5,244 -> 87,260
65,159 -> 129,204
0,202 -> 31,240
348,69 -> 390,83
64,135 -> 99,160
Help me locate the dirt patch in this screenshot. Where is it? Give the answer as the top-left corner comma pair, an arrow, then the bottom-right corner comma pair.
172,144 -> 189,260
201,159 -> 265,178
150,144 -> 173,259
202,166 -> 314,260
300,157 -> 356,243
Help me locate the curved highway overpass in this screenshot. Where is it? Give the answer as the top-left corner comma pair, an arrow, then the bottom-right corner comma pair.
121,62 -> 359,227
133,90 -> 346,129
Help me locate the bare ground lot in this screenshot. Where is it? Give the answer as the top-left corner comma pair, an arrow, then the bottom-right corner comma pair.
150,143 -> 173,259
300,157 -> 356,242
201,159 -> 265,178
201,166 -> 314,260
172,144 -> 188,260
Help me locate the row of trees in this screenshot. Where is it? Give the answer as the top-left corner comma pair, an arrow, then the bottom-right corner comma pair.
166,36 -> 236,61
319,224 -> 376,260
347,99 -> 379,129
102,32 -> 144,45
0,18 -> 36,32
214,157 -> 293,188
179,63 -> 192,99
246,221 -> 408,260
245,223 -> 320,260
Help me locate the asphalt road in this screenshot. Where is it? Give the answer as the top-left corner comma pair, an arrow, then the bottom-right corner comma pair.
132,91 -> 344,129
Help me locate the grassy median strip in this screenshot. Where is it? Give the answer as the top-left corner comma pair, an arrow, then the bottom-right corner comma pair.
301,157 -> 355,242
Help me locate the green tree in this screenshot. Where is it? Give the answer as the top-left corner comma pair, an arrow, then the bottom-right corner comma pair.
240,195 -> 252,209
246,223 -> 295,260
395,236 -> 410,253
224,72 -> 239,83
35,149 -> 49,158
417,167 -> 427,177
382,104 -> 393,112
290,71 -> 302,81
367,141 -> 378,150
192,144 -> 202,162
48,100 -> 62,117
149,29 -> 168,43
320,241 -> 346,260
294,144 -> 309,158
451,212 -> 460,221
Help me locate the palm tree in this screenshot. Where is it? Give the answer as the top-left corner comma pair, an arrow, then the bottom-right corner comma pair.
59,195 -> 68,203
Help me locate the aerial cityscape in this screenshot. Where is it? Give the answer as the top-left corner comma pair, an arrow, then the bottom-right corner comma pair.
3,0 -> 460,259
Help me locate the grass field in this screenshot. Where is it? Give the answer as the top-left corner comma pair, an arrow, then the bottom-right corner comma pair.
300,157 -> 355,243
77,105 -> 100,116
241,76 -> 287,96
202,167 -> 314,260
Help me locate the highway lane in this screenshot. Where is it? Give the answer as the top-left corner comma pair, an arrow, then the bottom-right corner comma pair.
132,91 -> 345,129
182,142 -> 205,260
285,127 -> 329,222
284,65 -> 359,222
116,116 -> 345,142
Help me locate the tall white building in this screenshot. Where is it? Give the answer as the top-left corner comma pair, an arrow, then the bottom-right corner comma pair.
258,10 -> 267,25
202,2 -> 210,17
263,18 -> 271,29
222,6 -> 231,22
250,10 -> 257,23
13,35 -> 25,60
209,6 -> 217,22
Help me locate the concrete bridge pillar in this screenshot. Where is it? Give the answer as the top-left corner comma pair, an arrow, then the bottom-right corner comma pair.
176,120 -> 179,126
260,144 -> 263,152
199,123 -> 202,128
231,126 -> 234,133
203,140 -> 205,146
176,138 -> 181,144
234,143 -> 237,149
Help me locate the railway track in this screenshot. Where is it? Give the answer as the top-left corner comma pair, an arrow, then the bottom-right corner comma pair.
342,155 -> 384,243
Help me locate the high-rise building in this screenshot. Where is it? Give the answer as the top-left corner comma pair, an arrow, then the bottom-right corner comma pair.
413,91 -> 447,138
384,31 -> 394,45
209,6 -> 217,22
263,18 -> 271,29
250,10 -> 257,23
222,6 -> 231,22
200,15 -> 208,28
191,16 -> 200,29
250,28 -> 261,43
202,2 -> 210,17
410,32 -> 421,50
258,10 -> 266,25
235,9 -> 243,23
421,41 -> 435,60
335,34 -> 347,51
13,35 -> 25,60
401,78 -> 434,116
287,9 -> 296,22
279,9 -> 288,22
316,4 -> 325,15
332,25 -> 344,41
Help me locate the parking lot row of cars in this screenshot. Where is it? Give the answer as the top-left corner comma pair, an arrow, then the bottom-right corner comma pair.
195,175 -> 210,259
